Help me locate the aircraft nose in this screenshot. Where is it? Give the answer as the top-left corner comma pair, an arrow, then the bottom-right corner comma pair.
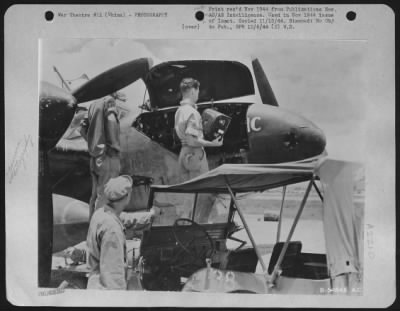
283,125 -> 326,157
39,81 -> 77,149
246,104 -> 326,163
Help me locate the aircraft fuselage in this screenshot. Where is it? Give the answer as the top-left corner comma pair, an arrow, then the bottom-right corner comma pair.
50,97 -> 326,215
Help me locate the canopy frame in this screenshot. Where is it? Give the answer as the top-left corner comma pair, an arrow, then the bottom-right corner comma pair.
191,193 -> 199,222
276,185 -> 287,243
224,176 -> 268,273
146,158 -> 362,290
269,176 -> 315,286
313,180 -> 324,202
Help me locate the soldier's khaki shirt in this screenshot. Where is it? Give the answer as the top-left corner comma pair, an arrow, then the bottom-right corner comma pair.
174,100 -> 204,145
86,206 -> 127,290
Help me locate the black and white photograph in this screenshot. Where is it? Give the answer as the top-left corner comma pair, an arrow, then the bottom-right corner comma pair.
5,4 -> 395,308
38,38 -> 366,293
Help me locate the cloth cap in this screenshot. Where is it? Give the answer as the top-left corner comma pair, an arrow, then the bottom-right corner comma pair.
104,175 -> 133,202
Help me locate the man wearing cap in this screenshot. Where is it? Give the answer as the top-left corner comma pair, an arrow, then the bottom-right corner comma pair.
174,78 -> 223,181
86,175 -> 133,290
80,95 -> 121,220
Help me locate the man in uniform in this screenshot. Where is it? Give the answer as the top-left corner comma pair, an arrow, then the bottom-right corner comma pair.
174,78 -> 222,181
80,95 -> 121,220
85,175 -> 159,290
174,78 -> 222,221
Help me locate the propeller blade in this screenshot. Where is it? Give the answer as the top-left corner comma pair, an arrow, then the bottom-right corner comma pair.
252,58 -> 279,107
72,58 -> 152,103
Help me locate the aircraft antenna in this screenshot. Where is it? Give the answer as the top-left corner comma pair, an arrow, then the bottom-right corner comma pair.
140,88 -> 151,112
53,66 -> 71,92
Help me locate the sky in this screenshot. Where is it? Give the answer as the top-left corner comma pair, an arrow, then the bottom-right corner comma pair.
40,39 -> 367,162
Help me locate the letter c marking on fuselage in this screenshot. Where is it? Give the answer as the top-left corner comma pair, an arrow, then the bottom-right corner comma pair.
248,116 -> 262,132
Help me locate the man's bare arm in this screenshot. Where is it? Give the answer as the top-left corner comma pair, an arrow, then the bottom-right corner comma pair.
183,135 -> 223,148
